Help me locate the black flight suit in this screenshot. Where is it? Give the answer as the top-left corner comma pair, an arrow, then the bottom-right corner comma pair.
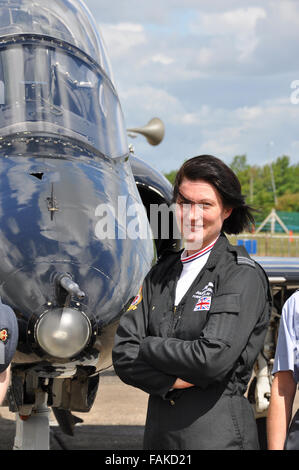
112,233 -> 272,450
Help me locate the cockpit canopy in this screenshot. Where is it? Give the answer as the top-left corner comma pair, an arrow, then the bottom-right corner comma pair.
0,0 -> 112,79
0,0 -> 128,158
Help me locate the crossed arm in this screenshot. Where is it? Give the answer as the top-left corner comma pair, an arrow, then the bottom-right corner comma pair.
113,266 -> 269,396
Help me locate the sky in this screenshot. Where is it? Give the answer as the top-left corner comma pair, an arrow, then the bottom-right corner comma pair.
84,0 -> 299,174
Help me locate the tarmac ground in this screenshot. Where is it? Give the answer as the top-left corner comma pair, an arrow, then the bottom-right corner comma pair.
0,369 -> 298,451
0,369 -> 148,450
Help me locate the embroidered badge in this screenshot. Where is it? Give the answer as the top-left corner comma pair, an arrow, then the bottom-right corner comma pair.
192,282 -> 214,299
128,287 -> 143,311
194,296 -> 212,311
0,329 -> 8,343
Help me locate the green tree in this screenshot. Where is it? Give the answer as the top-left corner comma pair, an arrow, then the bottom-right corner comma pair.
164,170 -> 177,185
230,155 -> 250,174
277,193 -> 299,212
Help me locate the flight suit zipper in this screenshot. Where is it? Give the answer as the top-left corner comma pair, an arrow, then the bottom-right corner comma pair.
173,306 -> 182,330
168,305 -> 181,337
167,261 -> 214,338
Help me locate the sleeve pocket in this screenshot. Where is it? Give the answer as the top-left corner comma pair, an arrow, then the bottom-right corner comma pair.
203,294 -> 240,345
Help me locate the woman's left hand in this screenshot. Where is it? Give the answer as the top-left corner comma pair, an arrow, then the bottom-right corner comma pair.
172,378 -> 194,389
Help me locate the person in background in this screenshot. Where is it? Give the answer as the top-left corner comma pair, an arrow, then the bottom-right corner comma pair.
0,299 -> 18,404
113,155 -> 271,450
267,291 -> 299,450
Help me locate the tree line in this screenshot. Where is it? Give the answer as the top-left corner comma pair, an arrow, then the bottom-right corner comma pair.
164,155 -> 299,224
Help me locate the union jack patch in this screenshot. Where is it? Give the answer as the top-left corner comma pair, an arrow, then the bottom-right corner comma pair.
0,329 -> 8,343
128,287 -> 143,311
194,296 -> 212,311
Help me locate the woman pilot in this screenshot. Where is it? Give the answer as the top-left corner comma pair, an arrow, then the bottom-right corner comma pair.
112,154 -> 271,450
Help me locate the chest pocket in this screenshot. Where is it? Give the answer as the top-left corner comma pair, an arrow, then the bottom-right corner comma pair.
203,293 -> 240,346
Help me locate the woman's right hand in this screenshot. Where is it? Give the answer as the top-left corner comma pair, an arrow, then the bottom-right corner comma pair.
172,378 -> 194,389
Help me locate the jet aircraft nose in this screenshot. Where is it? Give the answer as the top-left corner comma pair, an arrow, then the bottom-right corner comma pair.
0,143 -> 154,360
0,0 -> 155,366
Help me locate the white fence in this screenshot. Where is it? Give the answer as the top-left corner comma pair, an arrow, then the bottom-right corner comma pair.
230,233 -> 299,257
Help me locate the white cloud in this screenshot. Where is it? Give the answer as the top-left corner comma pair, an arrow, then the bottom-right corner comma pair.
120,86 -> 184,123
84,0 -> 299,171
100,22 -> 147,58
190,7 -> 267,64
198,7 -> 267,35
178,98 -> 299,164
273,0 -> 299,26
145,54 -> 175,66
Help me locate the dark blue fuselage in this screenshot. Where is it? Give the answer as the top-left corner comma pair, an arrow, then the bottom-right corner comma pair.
0,136 -> 154,370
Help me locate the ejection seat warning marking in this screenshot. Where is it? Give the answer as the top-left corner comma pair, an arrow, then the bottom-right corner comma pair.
0,81 -> 4,104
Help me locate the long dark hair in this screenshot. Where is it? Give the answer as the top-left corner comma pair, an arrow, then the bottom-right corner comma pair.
173,155 -> 255,234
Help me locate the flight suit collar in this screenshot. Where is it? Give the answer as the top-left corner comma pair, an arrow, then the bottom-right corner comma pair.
170,234 -> 227,310
203,232 -> 230,269
175,232 -> 230,272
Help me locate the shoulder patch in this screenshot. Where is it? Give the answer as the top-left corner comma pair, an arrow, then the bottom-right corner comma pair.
0,328 -> 8,344
127,287 -> 143,311
236,255 -> 256,268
